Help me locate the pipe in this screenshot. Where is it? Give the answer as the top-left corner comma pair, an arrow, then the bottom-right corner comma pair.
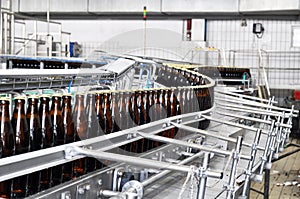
226,136 -> 243,199
171,122 -> 265,151
215,95 -> 296,115
196,152 -> 210,199
69,147 -> 192,173
239,129 -> 262,198
137,132 -> 251,161
215,90 -> 276,103
142,151 -> 204,187
201,115 -> 269,135
216,101 -> 296,118
215,111 -> 291,129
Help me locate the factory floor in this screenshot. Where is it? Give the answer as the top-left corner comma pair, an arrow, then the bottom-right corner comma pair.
250,137 -> 300,199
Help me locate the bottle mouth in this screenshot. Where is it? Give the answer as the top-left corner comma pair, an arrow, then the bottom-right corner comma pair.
0,97 -> 10,101
40,94 -> 51,98
14,95 -> 26,100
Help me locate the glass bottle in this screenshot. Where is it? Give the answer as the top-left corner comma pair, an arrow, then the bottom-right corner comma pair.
118,91 -> 129,153
26,96 -> 42,196
198,78 -> 211,130
85,92 -> 100,171
62,94 -> 75,182
152,89 -> 162,148
169,88 -> 178,139
140,90 -> 148,152
73,93 -> 87,178
111,91 -> 121,133
103,92 -> 112,134
118,91 -> 127,131
159,89 -> 168,145
50,94 -> 64,185
145,89 -> 153,150
126,91 -> 134,129
145,89 -> 151,124
39,94 -> 53,190
86,92 -> 100,139
130,91 -> 140,153
0,97 -> 15,198
181,88 -> 188,138
95,92 -> 105,133
11,96 -> 29,198
136,90 -> 146,153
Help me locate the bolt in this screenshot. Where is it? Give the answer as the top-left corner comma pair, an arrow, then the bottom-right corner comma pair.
98,179 -> 102,186
85,184 -> 91,191
65,195 -> 71,199
78,187 -> 85,195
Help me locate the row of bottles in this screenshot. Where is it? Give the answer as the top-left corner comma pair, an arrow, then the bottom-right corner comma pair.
157,65 -> 212,129
0,80 -> 212,198
94,89 -> 181,153
0,93 -> 105,198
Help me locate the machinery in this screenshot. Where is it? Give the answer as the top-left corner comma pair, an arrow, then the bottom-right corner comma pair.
0,54 -> 297,199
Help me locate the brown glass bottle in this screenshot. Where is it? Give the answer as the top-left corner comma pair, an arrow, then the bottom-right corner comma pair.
111,91 -> 121,133
140,90 -> 149,152
85,92 -> 101,171
152,89 -> 163,148
169,88 -> 178,139
11,96 -> 30,198
136,90 -> 146,153
159,89 -> 168,145
145,90 -> 151,124
26,96 -> 42,196
86,92 -> 100,139
95,92 -> 106,134
73,93 -> 87,178
50,94 -> 65,185
197,78 -> 211,130
0,98 -> 15,198
129,91 -> 140,153
118,91 -> 129,152
179,88 -> 186,115
39,94 -> 54,190
62,94 -> 75,182
118,91 -> 127,131
124,91 -> 136,152
103,92 -> 112,134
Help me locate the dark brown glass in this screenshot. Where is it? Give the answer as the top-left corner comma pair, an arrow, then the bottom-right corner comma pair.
85,93 -> 101,171
50,94 -> 64,185
95,92 -> 105,133
135,91 -> 146,153
0,98 -> 15,198
118,91 -> 129,152
118,91 -> 127,131
197,78 -> 211,130
11,96 -> 29,198
111,92 -> 121,133
62,94 -> 75,182
159,89 -> 168,145
144,90 -> 153,150
169,89 -> 178,139
39,95 -> 54,190
73,93 -> 88,178
103,92 -> 112,134
139,90 -> 148,152
124,91 -> 136,152
126,91 -> 135,129
152,89 -> 163,148
26,96 -> 42,195
130,91 -> 140,153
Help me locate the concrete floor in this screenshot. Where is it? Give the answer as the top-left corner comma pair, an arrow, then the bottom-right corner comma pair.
250,138 -> 300,199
